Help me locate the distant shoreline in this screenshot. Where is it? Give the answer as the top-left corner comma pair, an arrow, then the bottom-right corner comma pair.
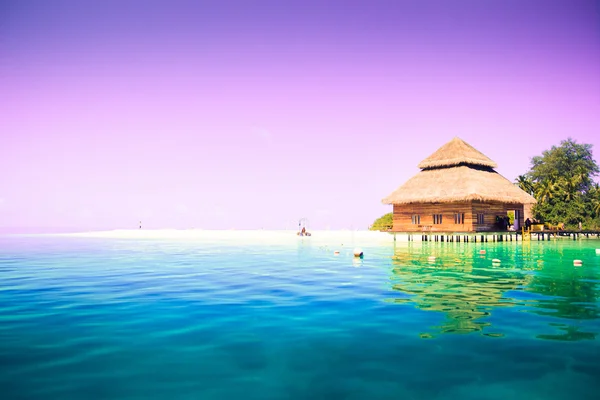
4,229 -> 599,244
1,228 -> 388,238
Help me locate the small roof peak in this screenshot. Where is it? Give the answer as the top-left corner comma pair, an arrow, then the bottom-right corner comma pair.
417,137 -> 497,169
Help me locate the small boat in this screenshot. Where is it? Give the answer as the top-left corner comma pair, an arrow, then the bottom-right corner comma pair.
297,217 -> 312,236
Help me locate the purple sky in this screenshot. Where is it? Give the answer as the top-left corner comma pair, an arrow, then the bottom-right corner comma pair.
1,0 -> 599,232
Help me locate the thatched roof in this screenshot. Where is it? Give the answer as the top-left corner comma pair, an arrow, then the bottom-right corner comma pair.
382,138 -> 537,205
418,136 -> 497,169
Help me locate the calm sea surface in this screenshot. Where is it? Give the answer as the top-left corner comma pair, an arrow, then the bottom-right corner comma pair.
1,233 -> 599,399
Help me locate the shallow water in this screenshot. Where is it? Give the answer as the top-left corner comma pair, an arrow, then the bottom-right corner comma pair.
1,234 -> 599,399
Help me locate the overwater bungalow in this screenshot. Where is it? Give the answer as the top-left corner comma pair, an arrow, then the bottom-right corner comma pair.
382,137 -> 536,233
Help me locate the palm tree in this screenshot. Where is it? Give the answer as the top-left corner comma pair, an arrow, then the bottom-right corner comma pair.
589,183 -> 600,217
592,200 -> 600,218
556,176 -> 580,202
515,175 -> 534,195
535,180 -> 557,204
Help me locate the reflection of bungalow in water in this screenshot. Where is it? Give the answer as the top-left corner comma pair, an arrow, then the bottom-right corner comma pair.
389,252 -> 532,335
382,137 -> 536,232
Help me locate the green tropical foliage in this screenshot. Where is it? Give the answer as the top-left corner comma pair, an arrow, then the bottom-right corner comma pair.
370,212 -> 393,231
515,175 -> 534,195
518,138 -> 600,229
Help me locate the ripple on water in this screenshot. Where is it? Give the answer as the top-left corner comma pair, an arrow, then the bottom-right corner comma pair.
0,235 -> 599,399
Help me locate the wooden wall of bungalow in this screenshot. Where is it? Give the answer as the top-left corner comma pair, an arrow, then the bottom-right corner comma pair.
392,201 -> 525,232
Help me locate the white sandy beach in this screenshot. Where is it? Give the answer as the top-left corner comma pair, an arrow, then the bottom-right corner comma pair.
18,229 -> 402,247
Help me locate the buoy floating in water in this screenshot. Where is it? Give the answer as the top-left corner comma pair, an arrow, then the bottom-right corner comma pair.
479,250 -> 486,255
492,259 -> 501,264
353,248 -> 363,257
574,260 -> 583,266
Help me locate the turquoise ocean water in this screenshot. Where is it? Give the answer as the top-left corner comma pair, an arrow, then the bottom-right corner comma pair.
1,232 -> 599,399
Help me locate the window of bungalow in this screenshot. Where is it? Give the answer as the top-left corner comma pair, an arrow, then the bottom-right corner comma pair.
454,213 -> 464,224
477,213 -> 485,224
411,215 -> 420,224
433,214 -> 442,224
